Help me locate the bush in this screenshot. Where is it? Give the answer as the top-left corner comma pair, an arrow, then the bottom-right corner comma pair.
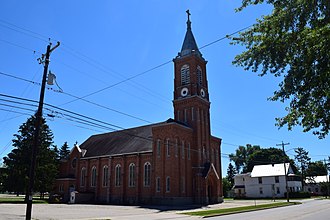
284,191 -> 311,198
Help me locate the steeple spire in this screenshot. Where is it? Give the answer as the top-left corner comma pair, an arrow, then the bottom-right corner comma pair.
179,10 -> 202,58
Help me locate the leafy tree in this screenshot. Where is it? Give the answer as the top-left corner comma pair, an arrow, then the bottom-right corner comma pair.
294,147 -> 311,188
222,178 -> 232,198
226,163 -> 237,187
59,141 -> 70,160
2,115 -> 58,196
232,0 -> 330,138
246,147 -> 291,172
229,144 -> 260,173
306,161 -> 327,177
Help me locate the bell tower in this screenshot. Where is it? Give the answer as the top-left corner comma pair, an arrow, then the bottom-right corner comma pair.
173,10 -> 211,163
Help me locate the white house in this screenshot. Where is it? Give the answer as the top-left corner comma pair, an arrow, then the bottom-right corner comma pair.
233,163 -> 302,198
304,175 -> 329,195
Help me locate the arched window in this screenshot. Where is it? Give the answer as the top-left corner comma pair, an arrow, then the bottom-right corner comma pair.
181,64 -> 190,85
197,66 -> 202,85
102,165 -> 109,187
166,138 -> 170,157
129,163 -> 135,187
156,139 -> 161,157
166,176 -> 170,192
81,167 -> 86,187
91,166 -> 97,187
144,162 -> 151,187
115,164 -> 121,187
156,177 -> 161,192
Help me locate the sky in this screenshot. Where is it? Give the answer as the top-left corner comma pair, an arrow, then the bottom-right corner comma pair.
0,1 -> 329,176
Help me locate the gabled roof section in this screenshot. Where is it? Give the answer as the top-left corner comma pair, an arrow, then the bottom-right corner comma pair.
251,163 -> 292,177
80,123 -> 161,158
179,10 -> 202,58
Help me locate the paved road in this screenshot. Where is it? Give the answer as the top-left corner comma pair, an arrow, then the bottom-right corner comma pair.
209,199 -> 330,220
0,199 -> 328,220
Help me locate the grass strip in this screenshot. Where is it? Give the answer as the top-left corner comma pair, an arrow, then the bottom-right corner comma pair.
183,202 -> 300,217
0,197 -> 48,204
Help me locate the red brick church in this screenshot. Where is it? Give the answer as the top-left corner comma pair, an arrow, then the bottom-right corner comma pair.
55,11 -> 223,205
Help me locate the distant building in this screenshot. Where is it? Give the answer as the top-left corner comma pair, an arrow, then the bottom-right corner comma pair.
233,163 -> 302,198
54,11 -> 223,205
304,175 -> 329,196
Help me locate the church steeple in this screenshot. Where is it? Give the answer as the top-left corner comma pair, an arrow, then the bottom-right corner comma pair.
179,10 -> 202,58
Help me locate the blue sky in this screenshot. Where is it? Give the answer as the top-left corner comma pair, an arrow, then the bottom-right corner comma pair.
0,1 -> 329,175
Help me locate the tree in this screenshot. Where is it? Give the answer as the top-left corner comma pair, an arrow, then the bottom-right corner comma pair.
232,0 -> 330,138
294,147 -> 311,188
229,144 -> 260,173
226,163 -> 237,187
222,178 -> 232,198
306,161 -> 327,177
59,141 -> 70,160
246,147 -> 291,172
2,115 -> 58,196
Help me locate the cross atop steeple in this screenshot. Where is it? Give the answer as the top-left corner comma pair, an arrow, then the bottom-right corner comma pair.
186,9 -> 191,22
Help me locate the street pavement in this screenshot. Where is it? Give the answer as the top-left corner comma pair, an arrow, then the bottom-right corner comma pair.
208,198 -> 330,220
0,198 -> 324,220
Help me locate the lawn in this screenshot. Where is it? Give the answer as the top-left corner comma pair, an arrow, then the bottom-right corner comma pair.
183,202 -> 300,217
0,196 -> 48,204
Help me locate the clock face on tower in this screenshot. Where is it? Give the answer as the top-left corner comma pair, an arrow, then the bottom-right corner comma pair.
200,88 -> 205,97
181,87 -> 188,97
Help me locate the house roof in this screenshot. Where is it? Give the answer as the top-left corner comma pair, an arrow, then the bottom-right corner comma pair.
251,163 -> 291,177
305,175 -> 329,184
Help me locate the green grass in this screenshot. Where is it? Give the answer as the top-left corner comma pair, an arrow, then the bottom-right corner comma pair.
0,197 -> 48,204
183,202 -> 300,217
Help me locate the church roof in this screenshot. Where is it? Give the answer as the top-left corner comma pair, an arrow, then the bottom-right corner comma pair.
79,119 -> 190,158
80,123 -> 157,158
179,10 -> 202,58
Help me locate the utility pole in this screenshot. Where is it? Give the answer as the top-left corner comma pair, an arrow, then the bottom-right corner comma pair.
25,42 -> 60,220
276,141 -> 290,202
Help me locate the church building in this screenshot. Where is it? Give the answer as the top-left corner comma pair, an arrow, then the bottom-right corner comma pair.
55,11 -> 223,205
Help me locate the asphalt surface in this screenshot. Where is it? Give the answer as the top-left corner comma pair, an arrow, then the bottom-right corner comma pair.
0,198 -> 325,220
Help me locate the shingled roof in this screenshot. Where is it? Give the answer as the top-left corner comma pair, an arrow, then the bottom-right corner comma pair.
80,123 -> 159,158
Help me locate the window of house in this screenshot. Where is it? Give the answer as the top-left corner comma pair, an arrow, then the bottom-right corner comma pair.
276,187 -> 280,194
129,163 -> 135,187
91,166 -> 97,187
181,64 -> 190,85
102,165 -> 109,187
315,188 -> 319,192
197,66 -> 202,85
258,177 -> 263,184
115,164 -> 121,187
181,141 -> 185,159
181,176 -> 185,193
166,176 -> 170,192
59,184 -> 64,192
81,167 -> 86,187
275,176 -> 279,183
259,187 -> 263,194
191,107 -> 194,121
144,162 -> 151,187
157,139 -> 161,157
166,139 -> 170,157
156,177 -> 161,192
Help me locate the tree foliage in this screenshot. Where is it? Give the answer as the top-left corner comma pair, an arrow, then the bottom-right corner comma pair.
233,0 -> 330,138
59,141 -> 70,160
229,144 -> 293,173
306,160 -> 327,176
229,144 -> 260,173
226,163 -> 237,186
2,115 -> 58,195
